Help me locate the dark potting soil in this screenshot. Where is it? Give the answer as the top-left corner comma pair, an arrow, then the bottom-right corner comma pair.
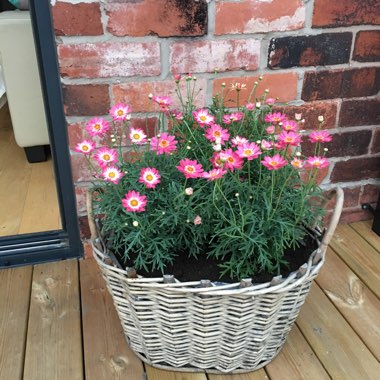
112,232 -> 319,284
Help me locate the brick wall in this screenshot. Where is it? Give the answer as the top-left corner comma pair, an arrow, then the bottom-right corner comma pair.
51,0 -> 380,230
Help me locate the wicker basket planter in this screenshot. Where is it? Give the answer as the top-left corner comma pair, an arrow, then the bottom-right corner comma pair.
88,188 -> 344,374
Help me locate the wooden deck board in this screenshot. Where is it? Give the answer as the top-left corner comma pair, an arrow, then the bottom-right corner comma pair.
265,325 -> 330,380
0,220 -> 379,379
316,247 -> 380,360
80,259 -> 144,380
23,260 -> 83,380
329,224 -> 380,297
296,283 -> 380,380
0,266 -> 32,380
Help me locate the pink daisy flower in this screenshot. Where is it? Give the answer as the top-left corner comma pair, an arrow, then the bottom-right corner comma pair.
210,152 -> 224,168
152,96 -> 173,111
305,156 -> 329,169
109,103 -> 131,122
223,112 -> 244,124
261,139 -> 273,151
94,147 -> 118,167
129,128 -> 147,145
205,124 -> 230,144
264,112 -> 287,124
176,159 -> 204,179
122,190 -> 147,213
245,103 -> 255,111
86,117 -> 110,137
308,130 -> 333,143
231,136 -> 249,147
102,166 -> 123,184
220,149 -> 244,172
150,132 -> 177,155
291,157 -> 304,169
193,109 -> 215,127
266,125 -> 276,134
261,154 -> 287,171
203,168 -> 227,181
236,142 -> 261,161
281,120 -> 299,132
265,98 -> 276,105
139,167 -> 161,189
277,131 -> 302,146
75,140 -> 95,155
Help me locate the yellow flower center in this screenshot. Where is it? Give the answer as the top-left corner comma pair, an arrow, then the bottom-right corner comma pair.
214,131 -> 221,137
146,174 -> 154,181
200,115 -> 207,121
244,149 -> 252,156
117,110 -> 124,116
103,154 -> 110,161
228,157 -> 234,163
159,140 -> 169,147
271,161 -> 278,166
94,124 -> 101,130
186,166 -> 195,172
130,199 -> 138,207
133,133 -> 140,140
109,172 -> 115,178
82,145 -> 89,151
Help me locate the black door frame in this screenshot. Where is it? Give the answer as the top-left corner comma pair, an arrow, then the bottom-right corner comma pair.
0,1 -> 83,267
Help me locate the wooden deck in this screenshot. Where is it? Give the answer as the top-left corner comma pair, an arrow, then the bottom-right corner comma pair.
1,221 -> 379,379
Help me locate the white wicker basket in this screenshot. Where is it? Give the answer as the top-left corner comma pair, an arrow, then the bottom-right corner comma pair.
88,188 -> 344,374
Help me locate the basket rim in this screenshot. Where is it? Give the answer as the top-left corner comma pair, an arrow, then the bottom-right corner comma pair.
91,238 -> 325,295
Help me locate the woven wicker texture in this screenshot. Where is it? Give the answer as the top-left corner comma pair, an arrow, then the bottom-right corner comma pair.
89,188 -> 344,374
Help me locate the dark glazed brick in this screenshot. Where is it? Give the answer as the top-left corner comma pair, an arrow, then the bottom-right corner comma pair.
353,30 -> 380,62
372,129 -> 380,154
340,99 -> 380,127
302,67 -> 379,101
63,84 -> 110,116
313,0 -> 380,28
301,130 -> 372,158
268,33 -> 352,69
331,157 -> 380,182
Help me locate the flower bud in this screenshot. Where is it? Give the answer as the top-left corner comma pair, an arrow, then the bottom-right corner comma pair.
318,115 -> 324,122
132,221 -> 139,227
185,187 -> 193,195
148,93 -> 153,99
295,113 -> 302,121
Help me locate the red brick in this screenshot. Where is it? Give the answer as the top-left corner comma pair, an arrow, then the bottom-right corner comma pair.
112,79 -> 207,113
361,183 -> 380,205
324,187 -> 361,210
78,216 -> 91,240
313,0 -> 380,28
58,42 -> 160,78
129,117 -> 158,140
371,129 -> 380,154
170,39 -> 260,74
68,122 -> 87,152
82,240 -> 93,260
353,30 -> 380,62
106,0 -> 207,37
340,99 -> 380,127
70,154 -> 94,182
63,84 -> 110,116
52,2 -> 103,36
302,67 -> 379,101
213,73 -> 298,107
215,0 -> 305,35
301,130 -> 372,158
75,185 -> 90,215
274,100 -> 338,130
339,208 -> 374,224
330,157 -> 380,183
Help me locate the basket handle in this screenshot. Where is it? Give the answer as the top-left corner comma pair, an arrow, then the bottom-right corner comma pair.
319,187 -> 344,254
87,187 -> 101,241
